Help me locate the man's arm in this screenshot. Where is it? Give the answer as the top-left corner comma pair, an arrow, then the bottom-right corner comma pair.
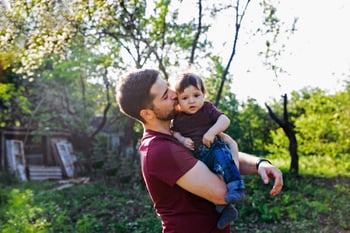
203,114 -> 230,147
218,132 -> 239,168
220,132 -> 283,196
239,152 -> 283,196
176,160 -> 228,205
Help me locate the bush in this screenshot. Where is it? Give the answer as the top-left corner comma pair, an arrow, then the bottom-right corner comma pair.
0,189 -> 49,233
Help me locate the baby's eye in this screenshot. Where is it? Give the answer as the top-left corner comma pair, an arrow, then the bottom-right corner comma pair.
182,97 -> 188,100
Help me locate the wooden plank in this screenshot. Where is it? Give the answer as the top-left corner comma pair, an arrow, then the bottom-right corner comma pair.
26,153 -> 43,165
28,165 -> 62,180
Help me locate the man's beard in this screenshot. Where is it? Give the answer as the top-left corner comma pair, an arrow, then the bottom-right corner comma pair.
153,107 -> 177,121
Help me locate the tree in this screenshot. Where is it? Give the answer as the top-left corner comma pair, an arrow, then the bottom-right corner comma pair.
265,94 -> 299,173
266,85 -> 350,174
97,0 -> 215,155
257,0 -> 299,171
25,41 -> 116,162
1,0 -> 293,162
0,0 -> 94,127
0,0 -> 80,75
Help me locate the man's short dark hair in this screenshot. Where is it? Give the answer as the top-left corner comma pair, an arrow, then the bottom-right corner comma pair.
116,69 -> 160,123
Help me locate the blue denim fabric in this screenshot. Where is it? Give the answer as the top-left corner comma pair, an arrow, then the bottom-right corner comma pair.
194,137 -> 243,184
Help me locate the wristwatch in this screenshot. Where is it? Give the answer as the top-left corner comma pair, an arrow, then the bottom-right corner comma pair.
256,158 -> 272,170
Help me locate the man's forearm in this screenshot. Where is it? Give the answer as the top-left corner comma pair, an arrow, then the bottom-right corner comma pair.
238,152 -> 260,175
219,132 -> 239,167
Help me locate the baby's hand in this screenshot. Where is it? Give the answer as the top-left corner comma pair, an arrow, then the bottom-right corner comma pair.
202,132 -> 215,148
183,138 -> 195,150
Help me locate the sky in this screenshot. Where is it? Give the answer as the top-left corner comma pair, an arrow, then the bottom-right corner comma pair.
203,0 -> 350,105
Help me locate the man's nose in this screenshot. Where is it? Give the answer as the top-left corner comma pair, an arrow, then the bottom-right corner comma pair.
170,90 -> 177,99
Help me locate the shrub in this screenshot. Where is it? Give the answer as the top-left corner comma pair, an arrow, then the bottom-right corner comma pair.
0,189 -> 50,233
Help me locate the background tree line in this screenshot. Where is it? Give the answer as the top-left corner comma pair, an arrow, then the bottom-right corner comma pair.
1,0 -> 349,176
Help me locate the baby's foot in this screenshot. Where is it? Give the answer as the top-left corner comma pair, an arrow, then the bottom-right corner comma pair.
217,205 -> 239,230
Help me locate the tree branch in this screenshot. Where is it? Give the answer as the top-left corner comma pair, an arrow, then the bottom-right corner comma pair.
215,0 -> 251,106
265,103 -> 284,126
189,0 -> 203,65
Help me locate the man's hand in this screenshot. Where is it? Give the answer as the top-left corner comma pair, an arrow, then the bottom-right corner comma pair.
257,162 -> 283,196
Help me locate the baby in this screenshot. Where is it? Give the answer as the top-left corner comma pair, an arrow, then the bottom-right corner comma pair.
171,72 -> 245,229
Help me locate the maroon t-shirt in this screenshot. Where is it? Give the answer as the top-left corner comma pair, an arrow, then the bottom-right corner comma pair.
139,129 -> 230,233
172,101 -> 223,148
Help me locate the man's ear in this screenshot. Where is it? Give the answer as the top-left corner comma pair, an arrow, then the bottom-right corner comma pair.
140,109 -> 154,122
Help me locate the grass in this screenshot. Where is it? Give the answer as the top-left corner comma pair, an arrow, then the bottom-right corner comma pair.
233,173 -> 350,232
1,154 -> 350,233
269,153 -> 350,177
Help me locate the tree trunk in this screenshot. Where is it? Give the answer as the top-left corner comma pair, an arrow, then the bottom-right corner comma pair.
265,94 -> 299,173
283,123 -> 299,173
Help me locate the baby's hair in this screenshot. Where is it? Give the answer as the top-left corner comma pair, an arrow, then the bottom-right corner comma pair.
175,73 -> 206,94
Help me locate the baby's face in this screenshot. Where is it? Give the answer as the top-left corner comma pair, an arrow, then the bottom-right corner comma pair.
177,85 -> 205,114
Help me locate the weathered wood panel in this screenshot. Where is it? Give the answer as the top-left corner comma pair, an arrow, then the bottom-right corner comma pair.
28,165 -> 62,180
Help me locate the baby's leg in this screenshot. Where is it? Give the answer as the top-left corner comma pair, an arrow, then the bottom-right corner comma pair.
212,142 -> 245,203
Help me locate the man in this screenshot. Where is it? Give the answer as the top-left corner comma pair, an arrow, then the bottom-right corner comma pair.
116,68 -> 283,233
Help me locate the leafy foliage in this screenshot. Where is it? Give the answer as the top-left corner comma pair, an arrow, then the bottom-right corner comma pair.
237,98 -> 276,155
267,86 -> 350,161
25,45 -> 113,131
0,0 -> 78,75
0,188 -> 49,233
0,82 -> 30,127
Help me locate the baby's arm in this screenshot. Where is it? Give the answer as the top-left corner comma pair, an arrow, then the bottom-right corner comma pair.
202,114 -> 230,147
173,131 -> 195,150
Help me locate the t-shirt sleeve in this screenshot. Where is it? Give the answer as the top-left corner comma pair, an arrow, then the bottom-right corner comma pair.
204,101 -> 223,121
146,139 -> 197,186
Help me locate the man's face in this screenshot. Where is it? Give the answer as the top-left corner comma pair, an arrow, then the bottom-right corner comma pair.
149,76 -> 178,121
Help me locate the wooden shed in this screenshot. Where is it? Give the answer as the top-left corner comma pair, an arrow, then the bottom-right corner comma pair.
0,127 -> 77,181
